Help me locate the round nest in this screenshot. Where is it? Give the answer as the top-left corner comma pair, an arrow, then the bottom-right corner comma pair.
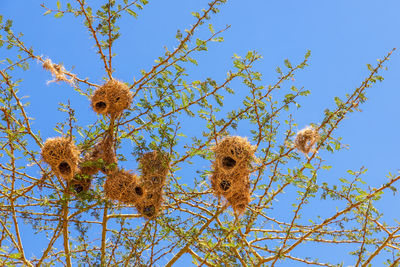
79,152 -> 101,176
139,151 -> 170,177
83,134 -> 118,175
227,189 -> 251,215
91,79 -> 132,116
212,136 -> 255,174
141,174 -> 166,191
69,174 -> 92,195
104,169 -> 144,204
41,137 -> 80,181
135,191 -> 163,220
294,126 -> 319,154
210,170 -> 249,198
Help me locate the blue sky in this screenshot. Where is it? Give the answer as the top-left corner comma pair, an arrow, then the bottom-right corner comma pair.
1,0 -> 400,265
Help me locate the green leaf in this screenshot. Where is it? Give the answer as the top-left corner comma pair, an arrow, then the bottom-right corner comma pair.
284,59 -> 292,69
43,10 -> 52,16
54,12 -> 64,18
304,163 -> 313,169
57,0 -> 61,10
208,23 -> 215,34
126,9 -> 137,18
305,50 -> 311,59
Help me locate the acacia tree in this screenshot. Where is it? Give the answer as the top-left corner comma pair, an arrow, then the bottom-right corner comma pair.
0,0 -> 399,266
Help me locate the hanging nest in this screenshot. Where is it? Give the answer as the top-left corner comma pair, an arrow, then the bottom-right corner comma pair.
141,174 -> 166,191
210,171 -> 249,198
227,188 -> 251,215
209,136 -> 254,215
91,79 -> 132,116
104,169 -> 144,204
212,136 -> 255,174
294,126 -> 319,154
139,150 -> 170,177
135,191 -> 163,220
69,173 -> 92,195
79,152 -> 102,176
81,134 -> 117,175
41,137 -> 80,181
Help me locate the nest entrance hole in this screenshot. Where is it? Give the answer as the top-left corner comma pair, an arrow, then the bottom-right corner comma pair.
135,186 -> 143,196
95,101 -> 107,111
74,184 -> 83,193
222,156 -> 236,169
58,161 -> 71,175
143,205 -> 155,218
219,180 -> 231,191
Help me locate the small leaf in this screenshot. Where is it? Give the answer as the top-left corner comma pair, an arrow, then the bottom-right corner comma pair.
304,163 -> 314,169
54,12 -> 64,18
126,9 -> 137,18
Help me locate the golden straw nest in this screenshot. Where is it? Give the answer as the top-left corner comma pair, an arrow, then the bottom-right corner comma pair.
79,152 -> 102,176
212,136 -> 255,174
135,191 -> 163,220
81,134 -> 118,175
91,79 -> 132,116
41,137 -> 80,181
294,126 -> 319,154
139,151 -> 170,177
104,169 -> 144,204
227,189 -> 251,215
69,174 -> 92,195
210,171 -> 249,198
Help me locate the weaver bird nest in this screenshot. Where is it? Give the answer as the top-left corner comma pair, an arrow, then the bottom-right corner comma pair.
135,151 -> 170,219
139,151 -> 170,177
104,169 -> 144,205
69,173 -> 92,195
91,79 -> 132,116
210,136 -> 255,215
135,190 -> 163,220
80,134 -> 117,175
41,137 -> 79,181
294,126 -> 319,154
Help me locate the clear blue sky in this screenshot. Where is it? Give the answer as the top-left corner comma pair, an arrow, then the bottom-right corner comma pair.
1,0 -> 400,265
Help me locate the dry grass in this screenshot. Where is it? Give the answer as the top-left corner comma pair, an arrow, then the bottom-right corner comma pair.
294,126 -> 319,154
91,79 -> 132,116
41,137 -> 80,181
104,169 -> 144,205
42,58 -> 74,84
210,136 -> 255,215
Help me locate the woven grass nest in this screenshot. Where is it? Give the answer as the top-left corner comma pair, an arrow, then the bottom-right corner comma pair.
227,189 -> 251,215
212,136 -> 255,174
69,173 -> 92,195
136,151 -> 170,219
91,79 -> 132,116
41,137 -> 79,181
104,169 -> 144,204
210,136 -> 255,215
139,151 -> 170,177
80,134 -> 117,175
210,171 -> 248,197
294,126 -> 319,154
135,190 -> 163,220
